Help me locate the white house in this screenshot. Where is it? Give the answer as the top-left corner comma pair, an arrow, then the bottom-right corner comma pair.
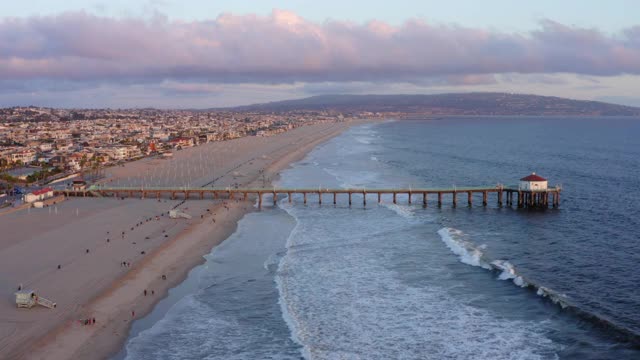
39,143 -> 54,152
10,149 -> 37,164
24,187 -> 54,203
519,173 -> 548,191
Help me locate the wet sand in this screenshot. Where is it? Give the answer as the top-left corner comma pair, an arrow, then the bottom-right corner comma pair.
0,121 -> 365,360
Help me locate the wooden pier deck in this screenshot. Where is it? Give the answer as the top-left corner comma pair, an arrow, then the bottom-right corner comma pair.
55,184 -> 561,209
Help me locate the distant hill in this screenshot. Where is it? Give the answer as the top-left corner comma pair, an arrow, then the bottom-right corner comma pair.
227,93 -> 640,116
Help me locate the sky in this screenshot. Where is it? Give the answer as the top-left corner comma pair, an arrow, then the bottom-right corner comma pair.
2,0 -> 640,108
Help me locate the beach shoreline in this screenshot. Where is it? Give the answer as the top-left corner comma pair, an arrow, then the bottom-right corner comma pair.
7,120 -> 369,360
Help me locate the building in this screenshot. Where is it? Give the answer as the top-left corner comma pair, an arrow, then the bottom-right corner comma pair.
39,143 -> 54,152
10,149 -> 37,164
24,187 -> 54,203
105,145 -> 140,160
168,137 -> 195,149
72,179 -> 87,190
519,173 -> 548,191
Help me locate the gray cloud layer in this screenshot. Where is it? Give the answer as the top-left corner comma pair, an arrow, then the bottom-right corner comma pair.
1,10 -> 640,84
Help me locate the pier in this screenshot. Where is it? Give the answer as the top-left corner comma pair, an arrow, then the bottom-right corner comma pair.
55,184 -> 561,209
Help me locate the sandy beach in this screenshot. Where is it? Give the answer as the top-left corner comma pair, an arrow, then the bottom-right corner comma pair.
0,121 -> 364,360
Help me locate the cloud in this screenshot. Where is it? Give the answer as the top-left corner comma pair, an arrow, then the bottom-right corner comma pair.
159,81 -> 223,96
0,10 -> 639,87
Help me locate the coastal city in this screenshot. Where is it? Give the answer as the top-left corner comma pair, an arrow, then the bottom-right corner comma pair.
2,2 -> 640,360
0,107 -> 380,205
3,92 -> 635,203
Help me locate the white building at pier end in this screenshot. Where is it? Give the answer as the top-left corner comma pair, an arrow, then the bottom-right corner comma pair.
519,173 -> 548,191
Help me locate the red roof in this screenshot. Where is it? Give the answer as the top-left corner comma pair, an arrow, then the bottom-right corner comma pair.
32,187 -> 53,196
520,173 -> 547,182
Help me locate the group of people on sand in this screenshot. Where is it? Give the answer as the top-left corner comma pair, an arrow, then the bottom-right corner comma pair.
80,317 -> 96,326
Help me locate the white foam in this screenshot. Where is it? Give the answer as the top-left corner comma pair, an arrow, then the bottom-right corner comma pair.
492,259 -> 517,280
275,204 -> 313,359
355,136 -> 373,144
437,228 -> 491,269
441,229 -> 570,308
271,214 -> 559,359
322,167 -> 380,190
382,203 -> 415,219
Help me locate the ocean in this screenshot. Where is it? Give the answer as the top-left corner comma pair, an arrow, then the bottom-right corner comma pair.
119,117 -> 640,359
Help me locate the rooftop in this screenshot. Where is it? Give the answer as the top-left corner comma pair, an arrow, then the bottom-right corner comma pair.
520,173 -> 547,182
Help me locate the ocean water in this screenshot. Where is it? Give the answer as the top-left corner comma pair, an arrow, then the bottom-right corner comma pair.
121,117 -> 640,359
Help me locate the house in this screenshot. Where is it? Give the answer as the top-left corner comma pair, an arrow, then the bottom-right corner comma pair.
39,143 -> 54,152
66,153 -> 85,171
10,149 -> 37,164
48,155 -> 68,170
168,137 -> 194,149
93,152 -> 111,164
104,145 -> 140,160
519,173 -> 548,191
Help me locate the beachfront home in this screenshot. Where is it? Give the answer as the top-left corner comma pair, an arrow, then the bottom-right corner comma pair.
519,173 -> 548,191
168,137 -> 195,149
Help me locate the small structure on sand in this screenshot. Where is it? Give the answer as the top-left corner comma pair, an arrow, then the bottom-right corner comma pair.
169,209 -> 192,219
15,290 -> 56,309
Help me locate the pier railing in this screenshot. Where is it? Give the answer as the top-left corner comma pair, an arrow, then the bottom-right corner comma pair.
55,184 -> 561,209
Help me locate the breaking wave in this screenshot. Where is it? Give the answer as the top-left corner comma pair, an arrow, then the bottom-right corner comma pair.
437,227 -> 640,344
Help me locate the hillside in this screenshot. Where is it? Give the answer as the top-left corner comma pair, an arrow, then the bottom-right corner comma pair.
227,93 -> 640,116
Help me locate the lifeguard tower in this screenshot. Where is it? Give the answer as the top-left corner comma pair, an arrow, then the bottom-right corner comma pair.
15,290 -> 56,309
169,209 -> 192,219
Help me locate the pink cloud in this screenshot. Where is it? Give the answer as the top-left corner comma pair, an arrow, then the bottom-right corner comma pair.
0,10 -> 639,85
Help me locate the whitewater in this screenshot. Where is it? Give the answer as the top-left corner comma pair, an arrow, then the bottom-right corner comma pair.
119,118 -> 640,359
